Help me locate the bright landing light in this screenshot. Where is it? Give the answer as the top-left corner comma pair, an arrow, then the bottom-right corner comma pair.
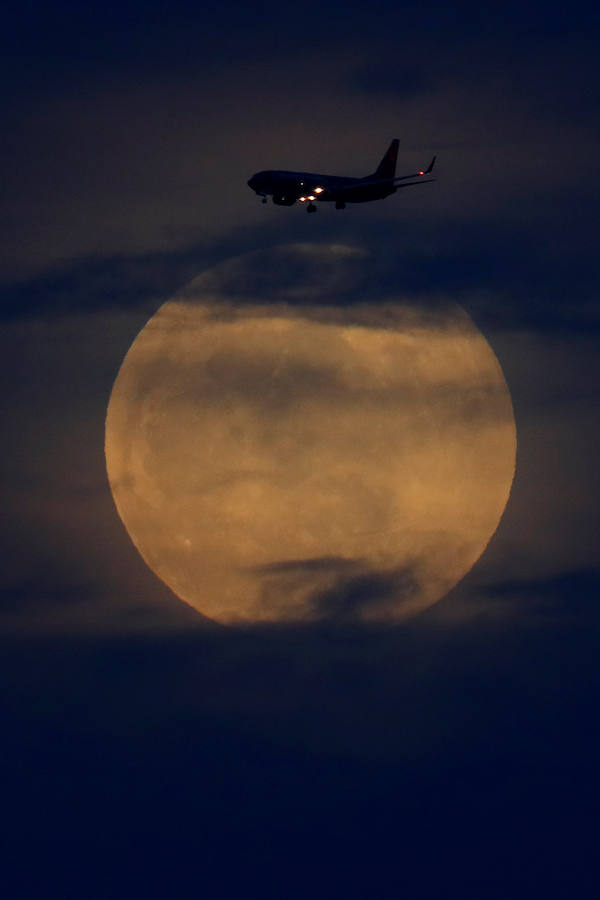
314,187 -> 324,193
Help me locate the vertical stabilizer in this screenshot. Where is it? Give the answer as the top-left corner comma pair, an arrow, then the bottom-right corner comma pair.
373,139 -> 399,179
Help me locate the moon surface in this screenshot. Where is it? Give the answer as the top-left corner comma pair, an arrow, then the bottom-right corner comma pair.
105,245 -> 516,624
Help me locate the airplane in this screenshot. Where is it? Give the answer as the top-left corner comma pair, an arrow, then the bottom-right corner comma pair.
247,139 -> 436,213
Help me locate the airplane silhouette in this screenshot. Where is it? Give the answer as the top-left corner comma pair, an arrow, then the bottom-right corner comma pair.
247,139 -> 436,213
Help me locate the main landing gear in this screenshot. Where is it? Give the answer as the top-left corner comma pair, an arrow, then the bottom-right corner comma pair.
307,203 -> 317,213
335,200 -> 346,210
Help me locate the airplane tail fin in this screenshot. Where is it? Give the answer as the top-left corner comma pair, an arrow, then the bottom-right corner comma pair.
373,139 -> 399,179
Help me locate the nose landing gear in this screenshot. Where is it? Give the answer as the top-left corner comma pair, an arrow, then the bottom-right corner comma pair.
307,203 -> 317,213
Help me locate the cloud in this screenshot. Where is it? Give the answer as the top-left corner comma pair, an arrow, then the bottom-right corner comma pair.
3,206 -> 598,339
311,566 -> 419,621
179,243 -> 370,308
249,556 -> 419,622
483,568 -> 600,619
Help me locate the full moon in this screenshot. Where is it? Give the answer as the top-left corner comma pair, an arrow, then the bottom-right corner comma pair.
105,245 -> 516,624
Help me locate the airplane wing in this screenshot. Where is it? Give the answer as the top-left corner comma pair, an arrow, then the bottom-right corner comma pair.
330,156 -> 437,195
330,176 -> 435,195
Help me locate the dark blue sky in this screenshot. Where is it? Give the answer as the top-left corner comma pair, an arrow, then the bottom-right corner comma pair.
2,1 -> 600,897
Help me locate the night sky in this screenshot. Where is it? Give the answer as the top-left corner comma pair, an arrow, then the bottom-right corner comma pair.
2,2 -> 600,897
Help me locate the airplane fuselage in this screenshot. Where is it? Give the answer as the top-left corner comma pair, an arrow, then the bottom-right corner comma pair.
247,170 -> 396,207
247,140 -> 435,212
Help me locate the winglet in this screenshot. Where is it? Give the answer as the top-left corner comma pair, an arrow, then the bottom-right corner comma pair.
425,155 -> 436,175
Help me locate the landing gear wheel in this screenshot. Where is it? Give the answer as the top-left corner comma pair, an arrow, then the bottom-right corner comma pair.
261,197 -> 267,204
307,203 -> 317,213
335,201 -> 346,210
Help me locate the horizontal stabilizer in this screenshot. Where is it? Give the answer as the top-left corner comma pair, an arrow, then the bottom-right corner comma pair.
393,156 -> 437,182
